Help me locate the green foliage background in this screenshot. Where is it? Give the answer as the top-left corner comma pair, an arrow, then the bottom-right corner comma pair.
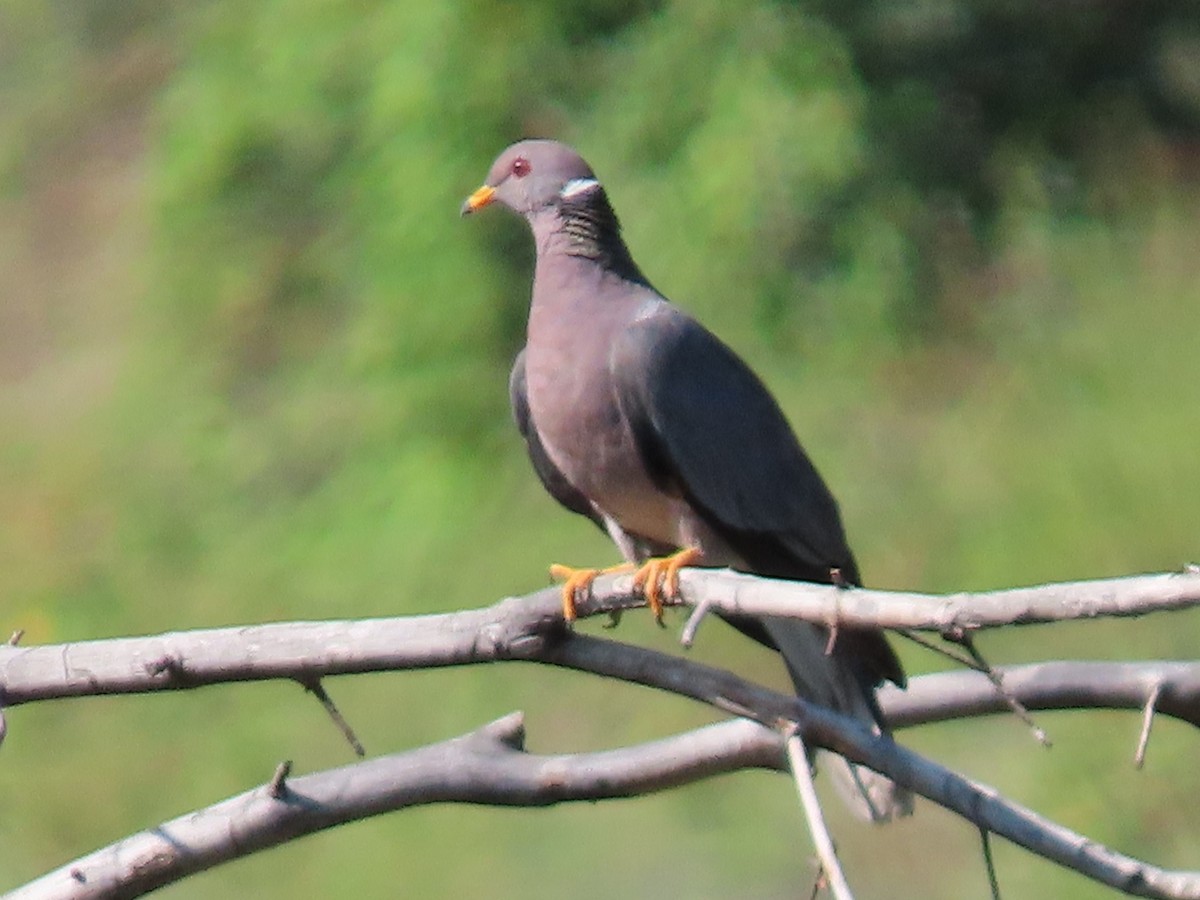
3,2 -> 1200,896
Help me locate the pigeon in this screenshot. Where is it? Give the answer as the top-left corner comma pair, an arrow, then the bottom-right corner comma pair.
463,139 -> 910,822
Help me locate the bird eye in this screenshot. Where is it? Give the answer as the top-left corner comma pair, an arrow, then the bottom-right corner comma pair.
511,157 -> 532,178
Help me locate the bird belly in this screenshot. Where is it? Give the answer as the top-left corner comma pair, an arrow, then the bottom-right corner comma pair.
552,406 -> 671,538
525,366 -> 679,548
529,381 -> 739,566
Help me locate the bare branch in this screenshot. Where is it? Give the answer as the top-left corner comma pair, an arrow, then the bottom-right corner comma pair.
6,570 -> 1200,708
679,596 -> 714,648
879,661 -> 1200,730
5,715 -> 786,900
1135,682 -> 1163,769
981,827 -> 1002,900
302,679 -> 365,757
0,590 -> 565,706
785,728 -> 854,900
9,693 -> 1200,900
660,567 -> 1200,633
267,760 -> 292,799
940,630 -> 1051,746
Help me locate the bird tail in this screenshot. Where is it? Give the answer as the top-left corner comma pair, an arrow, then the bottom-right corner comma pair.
760,617 -> 913,824
824,750 -> 913,824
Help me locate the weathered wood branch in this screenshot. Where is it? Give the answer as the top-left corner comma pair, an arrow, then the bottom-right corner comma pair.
881,661 -> 1200,730
6,715 -> 787,900
0,589 -> 565,707
8,671 -> 1200,900
4,569 -> 1200,707
669,566 -> 1200,633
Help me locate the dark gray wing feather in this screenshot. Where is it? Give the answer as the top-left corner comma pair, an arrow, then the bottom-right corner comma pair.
510,348 -> 604,527
611,310 -> 903,688
612,310 -> 855,576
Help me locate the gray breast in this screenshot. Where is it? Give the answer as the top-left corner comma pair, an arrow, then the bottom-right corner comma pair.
523,264 -> 677,544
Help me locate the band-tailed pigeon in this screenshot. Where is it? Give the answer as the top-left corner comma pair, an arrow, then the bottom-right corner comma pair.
463,139 -> 911,822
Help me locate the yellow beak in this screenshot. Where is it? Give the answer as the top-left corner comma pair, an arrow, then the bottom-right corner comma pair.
461,184 -> 496,216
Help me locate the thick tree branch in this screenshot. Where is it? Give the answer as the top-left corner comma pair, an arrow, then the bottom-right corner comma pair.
9,686 -> 1200,900
881,661 -> 1200,730
5,715 -> 787,900
666,567 -> 1200,633
0,590 -> 564,706
5,570 -> 1200,707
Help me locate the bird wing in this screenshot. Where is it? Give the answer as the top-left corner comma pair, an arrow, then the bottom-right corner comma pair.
510,348 -> 604,528
611,309 -> 857,580
610,309 -> 904,689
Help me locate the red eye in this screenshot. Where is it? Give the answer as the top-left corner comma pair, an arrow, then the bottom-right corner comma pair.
511,156 -> 531,178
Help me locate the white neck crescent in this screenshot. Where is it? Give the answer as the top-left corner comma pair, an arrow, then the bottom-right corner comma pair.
560,177 -> 600,200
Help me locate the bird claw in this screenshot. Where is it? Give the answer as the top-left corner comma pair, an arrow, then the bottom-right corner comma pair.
631,547 -> 703,625
549,564 -> 598,622
551,549 -> 701,625
549,562 -> 636,622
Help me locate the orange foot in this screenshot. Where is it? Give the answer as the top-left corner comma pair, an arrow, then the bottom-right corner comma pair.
549,562 -> 635,622
631,547 -> 703,624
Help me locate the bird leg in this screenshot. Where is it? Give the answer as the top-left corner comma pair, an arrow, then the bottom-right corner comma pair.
549,562 -> 636,622
631,547 -> 703,624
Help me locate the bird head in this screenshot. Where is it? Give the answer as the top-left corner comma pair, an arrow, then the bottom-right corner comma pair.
462,140 -> 600,218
